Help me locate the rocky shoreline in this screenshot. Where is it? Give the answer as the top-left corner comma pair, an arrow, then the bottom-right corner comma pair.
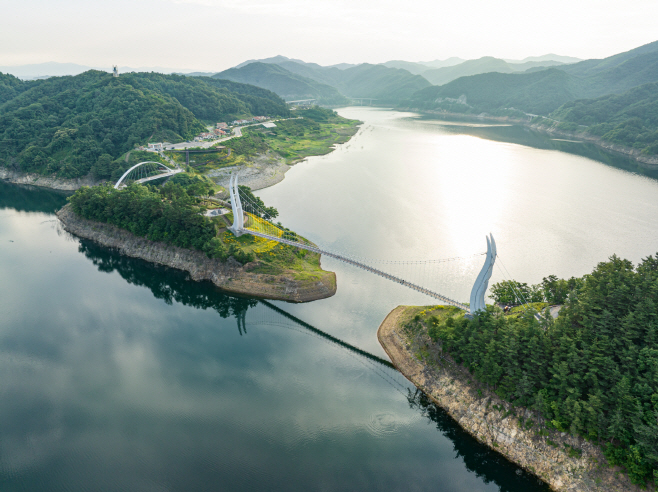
57,204 -> 336,303
0,167 -> 100,190
377,305 -> 647,492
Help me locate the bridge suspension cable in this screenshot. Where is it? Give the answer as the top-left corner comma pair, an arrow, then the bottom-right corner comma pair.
229,175 -> 497,314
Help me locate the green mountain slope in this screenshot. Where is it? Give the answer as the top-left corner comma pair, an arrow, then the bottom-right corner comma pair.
0,72 -> 27,104
332,64 -> 432,102
407,40 -> 658,115
213,62 -> 348,105
0,71 -> 290,180
409,68 -> 578,115
548,82 -> 658,154
382,57 -> 567,83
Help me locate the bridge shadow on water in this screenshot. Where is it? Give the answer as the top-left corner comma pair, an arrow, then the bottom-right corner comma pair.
77,238 -> 550,491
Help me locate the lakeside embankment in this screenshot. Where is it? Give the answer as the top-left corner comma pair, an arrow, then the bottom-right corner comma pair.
0,167 -> 99,190
57,204 -> 336,302
378,305 -> 647,492
405,109 -> 658,170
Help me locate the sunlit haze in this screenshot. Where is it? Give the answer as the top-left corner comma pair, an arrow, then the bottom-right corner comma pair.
2,0 -> 657,70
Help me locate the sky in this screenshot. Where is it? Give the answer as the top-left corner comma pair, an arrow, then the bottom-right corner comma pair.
2,0 -> 657,71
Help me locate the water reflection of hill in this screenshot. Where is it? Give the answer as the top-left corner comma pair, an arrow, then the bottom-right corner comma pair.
78,238 -> 549,491
77,239 -> 393,367
78,239 -> 258,318
414,116 -> 658,180
407,390 -> 550,492
0,180 -> 69,213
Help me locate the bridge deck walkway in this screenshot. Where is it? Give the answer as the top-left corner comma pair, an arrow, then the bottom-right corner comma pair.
243,228 -> 469,310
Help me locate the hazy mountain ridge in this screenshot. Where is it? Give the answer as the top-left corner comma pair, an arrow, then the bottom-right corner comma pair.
407,40 -> 658,115
213,62 -> 349,105
221,58 -> 431,103
421,56 -> 569,86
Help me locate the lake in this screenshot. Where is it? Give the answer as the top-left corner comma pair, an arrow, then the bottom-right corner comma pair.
2,107 -> 658,491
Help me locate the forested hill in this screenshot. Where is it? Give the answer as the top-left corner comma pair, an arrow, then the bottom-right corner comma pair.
406,40 -> 658,116
425,254 -> 658,486
546,82 -> 658,155
0,72 -> 26,104
0,70 -> 290,179
213,63 -> 349,106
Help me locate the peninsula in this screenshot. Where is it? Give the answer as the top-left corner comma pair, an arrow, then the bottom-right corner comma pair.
378,257 -> 658,492
58,178 -> 336,302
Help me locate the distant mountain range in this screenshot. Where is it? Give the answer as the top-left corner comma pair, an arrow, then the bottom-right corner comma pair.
406,40 -> 658,156
409,40 -> 658,115
1,53 -> 581,105
420,56 -> 569,86
213,62 -> 349,105
204,54 -> 578,105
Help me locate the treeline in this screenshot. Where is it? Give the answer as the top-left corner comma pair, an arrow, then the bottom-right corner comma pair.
67,182 -> 252,264
425,255 -> 658,485
490,275 -> 580,305
0,70 -> 289,179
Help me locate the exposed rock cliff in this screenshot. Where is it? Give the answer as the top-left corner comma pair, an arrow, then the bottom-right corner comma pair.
378,306 -> 648,492
57,204 -> 336,302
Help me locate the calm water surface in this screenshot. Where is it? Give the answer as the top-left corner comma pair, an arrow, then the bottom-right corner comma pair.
3,107 -> 658,491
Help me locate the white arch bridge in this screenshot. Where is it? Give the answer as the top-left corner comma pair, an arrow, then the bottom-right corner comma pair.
114,161 -> 183,189
227,174 -> 503,316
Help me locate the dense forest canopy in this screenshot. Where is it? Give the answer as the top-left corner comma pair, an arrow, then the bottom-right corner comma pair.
67,181 -> 254,264
423,255 -> 658,485
0,70 -> 289,179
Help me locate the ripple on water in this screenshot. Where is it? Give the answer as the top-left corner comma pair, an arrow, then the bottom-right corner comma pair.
366,412 -> 398,438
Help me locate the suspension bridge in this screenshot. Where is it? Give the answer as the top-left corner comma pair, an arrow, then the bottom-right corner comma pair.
226,174 -> 502,316
111,164 -> 531,315
114,161 -> 183,189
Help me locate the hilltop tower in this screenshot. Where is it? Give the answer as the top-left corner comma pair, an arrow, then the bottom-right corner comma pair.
112,65 -> 119,77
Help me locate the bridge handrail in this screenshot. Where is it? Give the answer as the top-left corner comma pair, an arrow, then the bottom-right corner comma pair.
245,228 -> 469,310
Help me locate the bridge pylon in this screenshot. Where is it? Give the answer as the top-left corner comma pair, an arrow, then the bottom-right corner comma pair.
228,173 -> 244,236
468,234 -> 497,316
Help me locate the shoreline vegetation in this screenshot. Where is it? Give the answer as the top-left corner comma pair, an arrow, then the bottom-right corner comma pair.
1,104 -> 359,303
57,203 -> 336,302
60,175 -> 338,302
378,256 -> 658,491
377,307 -> 642,492
0,107 -> 362,192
